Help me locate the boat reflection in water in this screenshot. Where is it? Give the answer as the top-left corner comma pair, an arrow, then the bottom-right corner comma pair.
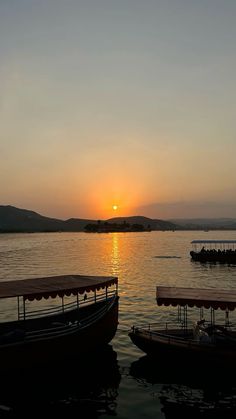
0,344 -> 120,418
130,355 -> 236,419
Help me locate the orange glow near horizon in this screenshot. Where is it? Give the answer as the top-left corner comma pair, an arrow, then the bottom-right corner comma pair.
88,185 -> 140,219
77,174 -> 157,220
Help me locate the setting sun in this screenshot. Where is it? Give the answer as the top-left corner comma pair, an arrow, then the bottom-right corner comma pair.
112,205 -> 118,211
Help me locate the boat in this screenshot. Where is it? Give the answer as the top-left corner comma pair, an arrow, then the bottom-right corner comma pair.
0,274 -> 118,369
190,240 -> 236,263
129,286 -> 236,366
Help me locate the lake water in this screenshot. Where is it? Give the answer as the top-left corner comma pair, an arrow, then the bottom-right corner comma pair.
1,230 -> 236,418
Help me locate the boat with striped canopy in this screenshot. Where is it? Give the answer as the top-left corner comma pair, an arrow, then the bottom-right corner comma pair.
129,286 -> 236,365
190,240 -> 236,263
0,274 -> 119,369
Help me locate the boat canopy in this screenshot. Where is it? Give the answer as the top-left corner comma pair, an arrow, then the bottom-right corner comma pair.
191,240 -> 236,244
156,286 -> 236,310
0,275 -> 118,301
191,240 -> 236,251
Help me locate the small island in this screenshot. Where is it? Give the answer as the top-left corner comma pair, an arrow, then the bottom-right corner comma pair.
84,221 -> 151,233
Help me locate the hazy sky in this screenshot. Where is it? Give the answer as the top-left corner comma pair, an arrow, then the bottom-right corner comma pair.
1,0 -> 236,220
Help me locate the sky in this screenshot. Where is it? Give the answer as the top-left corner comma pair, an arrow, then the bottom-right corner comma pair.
1,0 -> 236,220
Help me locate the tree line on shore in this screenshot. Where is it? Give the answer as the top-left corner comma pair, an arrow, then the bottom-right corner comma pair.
84,220 -> 151,233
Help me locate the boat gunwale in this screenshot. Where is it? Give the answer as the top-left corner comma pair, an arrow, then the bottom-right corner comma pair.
129,325 -> 236,352
130,326 -> 215,348
0,294 -> 119,348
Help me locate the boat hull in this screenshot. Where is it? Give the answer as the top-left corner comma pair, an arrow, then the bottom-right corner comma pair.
129,328 -> 236,365
0,296 -> 119,370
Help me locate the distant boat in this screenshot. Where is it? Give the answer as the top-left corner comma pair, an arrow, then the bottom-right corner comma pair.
190,240 -> 236,263
0,274 -> 119,370
129,286 -> 236,366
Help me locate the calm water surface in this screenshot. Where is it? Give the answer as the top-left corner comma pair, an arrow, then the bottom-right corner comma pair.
1,231 -> 236,418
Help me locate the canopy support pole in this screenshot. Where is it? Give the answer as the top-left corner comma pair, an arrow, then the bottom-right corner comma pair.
177,305 -> 182,323
225,308 -> 230,327
62,296 -> 64,313
210,307 -> 215,326
77,293 -> 80,321
17,296 -> 20,321
23,298 -> 26,321
183,305 -> 187,331
200,307 -> 204,321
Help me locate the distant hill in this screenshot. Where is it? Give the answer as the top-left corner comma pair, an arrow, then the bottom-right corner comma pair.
0,206 -> 177,233
0,205 -> 94,232
61,218 -> 96,231
1,205 -> 235,233
169,218 -> 236,230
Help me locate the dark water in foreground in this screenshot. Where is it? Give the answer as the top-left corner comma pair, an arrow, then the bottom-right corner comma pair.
0,231 -> 236,418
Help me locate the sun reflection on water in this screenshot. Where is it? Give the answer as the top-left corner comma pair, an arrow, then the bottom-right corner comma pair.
111,233 -> 120,277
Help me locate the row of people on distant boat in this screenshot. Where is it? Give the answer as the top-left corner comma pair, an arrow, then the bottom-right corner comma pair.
190,246 -> 236,262
200,247 -> 236,255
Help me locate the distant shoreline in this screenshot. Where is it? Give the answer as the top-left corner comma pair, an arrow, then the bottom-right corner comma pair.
1,205 -> 236,233
1,228 -> 236,234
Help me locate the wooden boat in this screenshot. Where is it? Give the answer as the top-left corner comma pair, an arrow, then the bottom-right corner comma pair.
0,274 -> 118,369
190,240 -> 236,263
129,286 -> 236,365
